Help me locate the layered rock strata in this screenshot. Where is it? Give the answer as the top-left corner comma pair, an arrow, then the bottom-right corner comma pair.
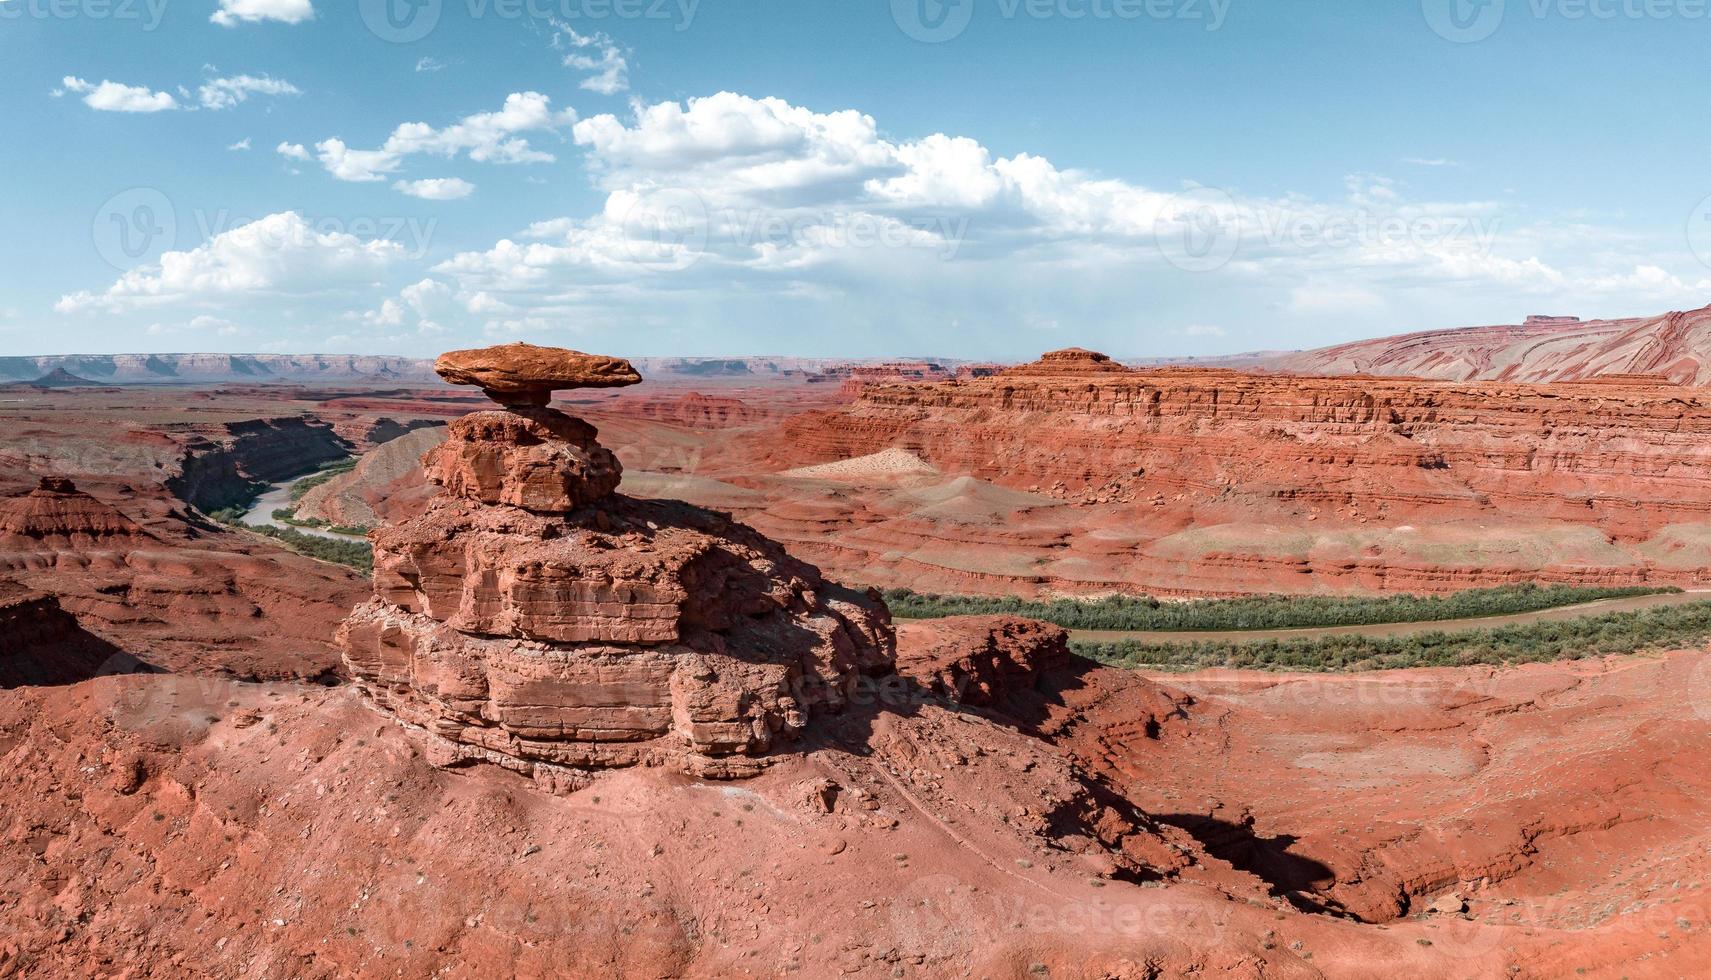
339,347 -> 893,782
776,350 -> 1711,538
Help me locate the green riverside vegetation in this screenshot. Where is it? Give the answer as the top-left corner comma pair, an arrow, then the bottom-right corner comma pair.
288,458 -> 358,502
208,490 -> 373,574
1073,601 -> 1711,672
883,583 -> 1679,632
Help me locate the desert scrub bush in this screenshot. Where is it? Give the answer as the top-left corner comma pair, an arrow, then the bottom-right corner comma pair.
882,583 -> 1677,632
1073,601 -> 1711,673
213,513 -> 372,573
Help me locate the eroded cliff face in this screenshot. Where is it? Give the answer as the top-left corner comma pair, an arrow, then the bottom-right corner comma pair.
779,354 -> 1711,535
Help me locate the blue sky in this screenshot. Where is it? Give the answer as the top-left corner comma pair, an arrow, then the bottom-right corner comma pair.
4,0 -> 1711,359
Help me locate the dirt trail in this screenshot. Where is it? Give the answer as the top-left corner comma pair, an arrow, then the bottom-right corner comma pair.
1063,589 -> 1711,645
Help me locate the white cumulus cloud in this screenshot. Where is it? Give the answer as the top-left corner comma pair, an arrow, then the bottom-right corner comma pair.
198,73 -> 301,110
212,0 -> 314,26
57,211 -> 402,314
301,92 -> 575,182
56,77 -> 177,113
554,24 -> 628,96
394,178 -> 476,200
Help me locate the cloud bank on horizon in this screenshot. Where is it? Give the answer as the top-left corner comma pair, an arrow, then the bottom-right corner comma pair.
8,0 -> 1711,358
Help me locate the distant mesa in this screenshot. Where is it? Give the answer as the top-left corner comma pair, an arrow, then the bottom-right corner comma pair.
435,342 -> 643,407
1524,314 -> 1582,327
6,368 -> 101,389
1002,347 -> 1132,376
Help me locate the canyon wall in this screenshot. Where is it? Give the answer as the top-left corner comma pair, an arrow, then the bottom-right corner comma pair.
778,355 -> 1711,538
165,418 -> 354,511
741,350 -> 1711,596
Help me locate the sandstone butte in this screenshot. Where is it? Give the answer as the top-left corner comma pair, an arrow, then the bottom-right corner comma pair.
339,345 -> 895,781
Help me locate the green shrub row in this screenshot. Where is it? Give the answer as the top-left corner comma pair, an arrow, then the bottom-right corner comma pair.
1073,601 -> 1711,673
882,582 -> 1678,632
214,515 -> 373,573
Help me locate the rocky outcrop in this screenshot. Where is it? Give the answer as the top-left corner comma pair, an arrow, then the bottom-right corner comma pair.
339,346 -> 893,783
893,615 -> 1069,706
434,343 -> 642,406
296,426 -> 448,529
0,478 -> 147,542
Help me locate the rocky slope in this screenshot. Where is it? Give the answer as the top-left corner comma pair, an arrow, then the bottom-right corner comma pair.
1259,302 -> 1711,384
0,474 -> 364,680
296,425 -> 448,528
0,584 -> 146,687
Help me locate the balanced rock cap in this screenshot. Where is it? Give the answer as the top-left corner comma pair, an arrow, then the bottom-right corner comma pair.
436,343 -> 642,406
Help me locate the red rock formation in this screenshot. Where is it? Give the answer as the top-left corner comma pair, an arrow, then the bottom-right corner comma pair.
422,409 -> 621,511
0,478 -> 147,542
435,343 -> 642,406
339,347 -> 893,783
770,352 -> 1711,571
0,583 -> 146,687
893,615 -> 1069,705
1002,347 -> 1130,376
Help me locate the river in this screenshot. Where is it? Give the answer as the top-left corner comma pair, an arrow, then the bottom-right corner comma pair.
238,472 -> 369,543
